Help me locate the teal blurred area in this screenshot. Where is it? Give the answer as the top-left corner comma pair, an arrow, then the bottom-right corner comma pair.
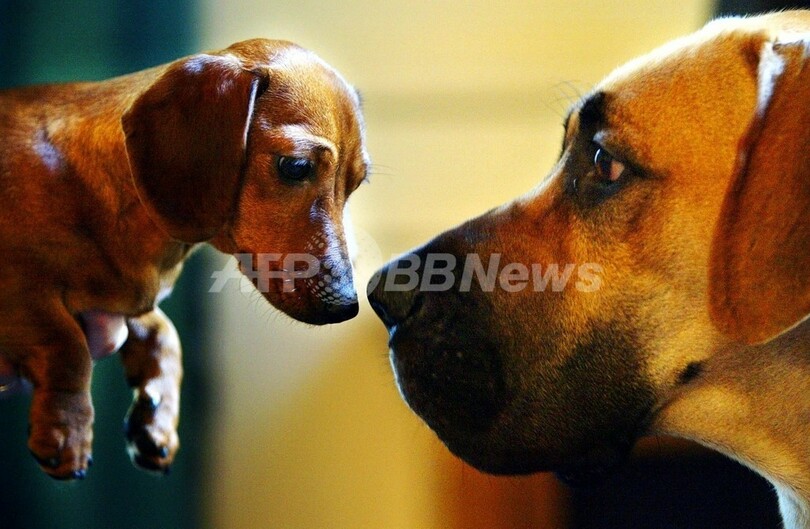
0,0 -> 198,85
0,2 -> 214,528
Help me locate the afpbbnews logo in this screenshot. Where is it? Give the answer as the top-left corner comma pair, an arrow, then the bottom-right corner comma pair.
371,254 -> 604,293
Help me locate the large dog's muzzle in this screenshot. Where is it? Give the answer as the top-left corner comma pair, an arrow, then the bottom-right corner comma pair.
367,212 -> 656,485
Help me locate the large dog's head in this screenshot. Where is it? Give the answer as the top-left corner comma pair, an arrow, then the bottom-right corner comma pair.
123,39 -> 368,324
368,12 -> 810,484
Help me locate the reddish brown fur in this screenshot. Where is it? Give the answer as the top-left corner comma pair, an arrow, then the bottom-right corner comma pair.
710,41 -> 810,344
0,39 -> 367,479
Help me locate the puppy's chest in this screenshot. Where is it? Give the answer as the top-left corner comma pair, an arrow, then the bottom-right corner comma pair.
60,235 -> 190,315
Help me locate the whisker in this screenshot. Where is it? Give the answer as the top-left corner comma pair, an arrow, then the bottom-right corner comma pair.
544,80 -> 592,121
368,163 -> 396,178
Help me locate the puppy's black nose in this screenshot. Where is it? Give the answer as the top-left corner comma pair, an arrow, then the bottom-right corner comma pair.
297,294 -> 359,325
367,258 -> 419,329
321,298 -> 359,324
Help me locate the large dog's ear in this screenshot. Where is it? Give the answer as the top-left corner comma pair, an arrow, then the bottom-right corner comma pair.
123,54 -> 265,242
709,38 -> 810,344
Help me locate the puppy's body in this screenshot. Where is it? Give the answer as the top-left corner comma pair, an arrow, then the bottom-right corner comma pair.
0,74 -> 187,318
369,11 -> 810,528
0,39 -> 368,479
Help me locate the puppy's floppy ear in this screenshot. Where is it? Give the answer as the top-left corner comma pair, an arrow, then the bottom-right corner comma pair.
123,54 -> 265,242
709,38 -> 810,344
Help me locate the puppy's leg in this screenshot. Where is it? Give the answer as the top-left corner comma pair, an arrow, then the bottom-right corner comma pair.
18,304 -> 94,480
119,307 -> 182,473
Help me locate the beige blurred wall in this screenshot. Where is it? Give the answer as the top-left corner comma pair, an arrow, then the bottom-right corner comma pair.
199,2 -> 711,528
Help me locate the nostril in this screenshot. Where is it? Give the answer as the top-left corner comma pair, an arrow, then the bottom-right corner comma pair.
369,291 -> 421,329
367,266 -> 420,328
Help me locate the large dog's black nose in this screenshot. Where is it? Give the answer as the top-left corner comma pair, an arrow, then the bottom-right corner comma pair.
367,243 -> 510,439
366,257 -> 420,328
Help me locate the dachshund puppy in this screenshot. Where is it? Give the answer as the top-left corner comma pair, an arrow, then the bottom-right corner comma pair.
0,39 -> 369,479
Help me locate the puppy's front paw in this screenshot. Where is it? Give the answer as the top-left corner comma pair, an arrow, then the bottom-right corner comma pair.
28,390 -> 94,480
124,387 -> 178,474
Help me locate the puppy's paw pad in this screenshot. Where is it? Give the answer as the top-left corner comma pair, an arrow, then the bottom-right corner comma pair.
124,390 -> 178,474
28,392 -> 94,480
29,434 -> 93,479
125,424 -> 177,474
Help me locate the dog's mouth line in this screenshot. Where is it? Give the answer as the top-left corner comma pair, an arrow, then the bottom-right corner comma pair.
384,315 -> 658,482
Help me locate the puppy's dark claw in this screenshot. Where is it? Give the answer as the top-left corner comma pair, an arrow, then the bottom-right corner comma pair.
30,450 -> 60,469
41,464 -> 89,481
29,437 -> 92,479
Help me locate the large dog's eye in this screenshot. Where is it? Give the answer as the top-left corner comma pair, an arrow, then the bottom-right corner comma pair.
570,143 -> 633,205
593,147 -> 625,183
277,156 -> 315,183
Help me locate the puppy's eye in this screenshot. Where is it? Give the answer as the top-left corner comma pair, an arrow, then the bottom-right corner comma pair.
277,156 -> 315,183
593,147 -> 625,183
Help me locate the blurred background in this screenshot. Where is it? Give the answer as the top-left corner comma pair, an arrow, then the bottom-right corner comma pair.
1,0 -> 807,527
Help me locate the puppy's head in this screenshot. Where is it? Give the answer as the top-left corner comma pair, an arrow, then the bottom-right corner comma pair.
123,39 -> 369,324
368,12 -> 810,482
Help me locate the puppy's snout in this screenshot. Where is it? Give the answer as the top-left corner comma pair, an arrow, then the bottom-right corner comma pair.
367,257 -> 421,329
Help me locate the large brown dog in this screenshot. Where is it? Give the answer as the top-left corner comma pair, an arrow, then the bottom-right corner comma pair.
368,11 -> 810,527
0,40 -> 368,480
